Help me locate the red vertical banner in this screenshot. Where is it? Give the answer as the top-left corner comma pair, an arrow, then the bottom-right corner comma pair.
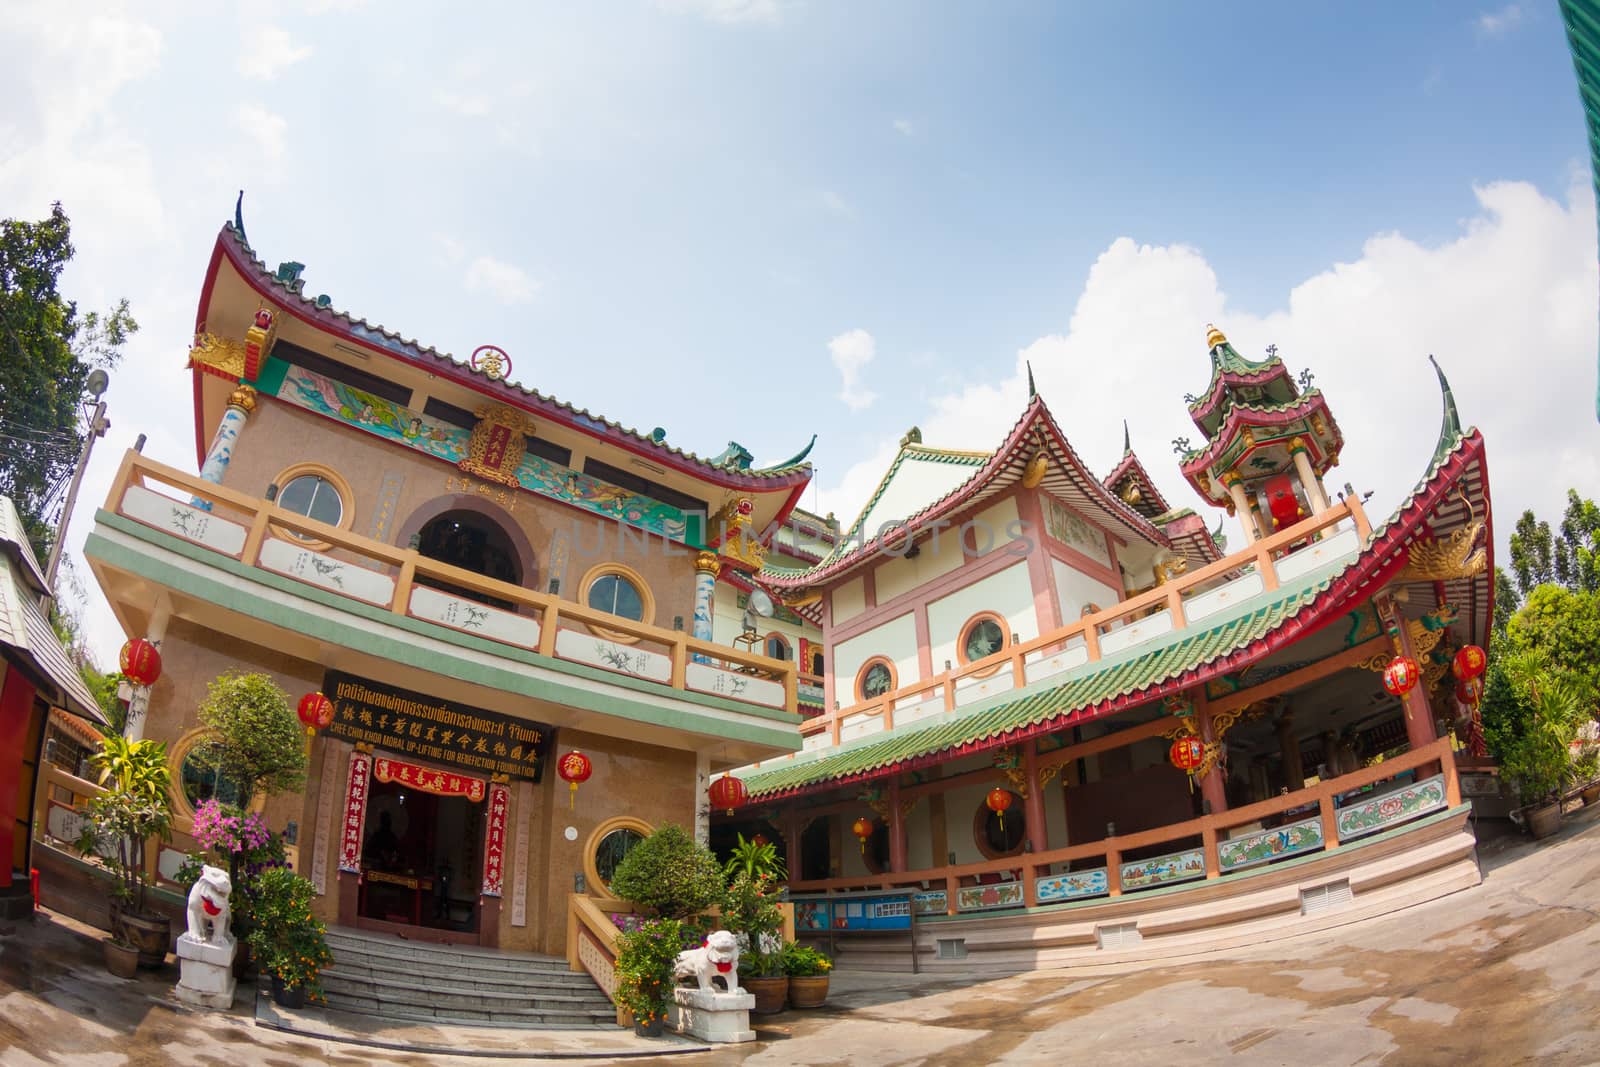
338,751 -> 372,874
481,783 -> 509,897
798,638 -> 810,674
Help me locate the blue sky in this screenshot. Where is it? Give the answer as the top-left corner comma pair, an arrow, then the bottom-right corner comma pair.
1,0 -> 1595,659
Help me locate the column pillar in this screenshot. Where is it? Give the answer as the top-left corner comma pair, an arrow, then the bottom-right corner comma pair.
887,778 -> 907,873
1022,742 -> 1049,854
1222,473 -> 1258,545
690,552 -> 720,665
1277,710 -> 1304,793
1196,697 -> 1229,815
1290,438 -> 1331,515
694,751 -> 711,847
194,385 -> 257,505
1385,601 -> 1439,755
122,593 -> 172,742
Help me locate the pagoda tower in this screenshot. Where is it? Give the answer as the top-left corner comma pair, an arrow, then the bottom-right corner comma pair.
1177,325 -> 1342,544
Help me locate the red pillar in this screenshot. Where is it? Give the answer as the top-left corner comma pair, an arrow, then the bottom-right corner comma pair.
1196,697 -> 1229,815
0,670 -> 38,888
1393,622 -> 1438,752
1023,742 -> 1049,853
887,778 -> 907,873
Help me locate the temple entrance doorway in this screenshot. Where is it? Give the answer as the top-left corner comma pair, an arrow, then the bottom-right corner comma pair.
359,778 -> 481,935
416,509 -> 525,609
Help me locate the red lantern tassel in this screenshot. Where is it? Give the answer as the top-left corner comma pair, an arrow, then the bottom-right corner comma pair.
568,780 -> 577,810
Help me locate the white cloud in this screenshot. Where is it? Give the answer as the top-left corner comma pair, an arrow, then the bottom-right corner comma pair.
821,189 -> 853,218
234,104 -> 289,162
1476,4 -> 1523,37
829,328 -> 879,412
465,256 -> 540,304
893,118 -> 915,137
654,0 -> 784,24
237,24 -> 312,80
817,178 -> 1600,559
436,90 -> 494,118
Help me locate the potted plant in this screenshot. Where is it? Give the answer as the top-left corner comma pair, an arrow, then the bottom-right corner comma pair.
246,868 -> 333,1008
75,735 -> 175,969
1571,741 -> 1600,806
724,869 -> 787,1014
783,942 -> 833,1008
1501,717 -> 1573,838
180,801 -> 287,977
614,918 -> 683,1037
609,824 -> 725,921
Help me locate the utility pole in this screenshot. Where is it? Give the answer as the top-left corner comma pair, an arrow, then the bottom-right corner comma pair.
42,368 -> 110,595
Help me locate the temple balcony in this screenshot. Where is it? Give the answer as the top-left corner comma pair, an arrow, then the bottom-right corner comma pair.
83,452 -> 802,764
763,494 -> 1373,764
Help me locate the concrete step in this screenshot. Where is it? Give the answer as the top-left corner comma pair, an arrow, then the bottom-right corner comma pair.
324,929 -> 570,972
316,999 -> 618,1030
323,944 -> 590,988
321,973 -> 613,1016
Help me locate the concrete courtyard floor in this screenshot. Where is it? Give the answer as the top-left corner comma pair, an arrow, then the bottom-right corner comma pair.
2,805 -> 1598,1067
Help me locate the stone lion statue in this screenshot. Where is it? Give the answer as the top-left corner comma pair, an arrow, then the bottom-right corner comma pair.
185,865 -> 233,946
674,929 -> 741,993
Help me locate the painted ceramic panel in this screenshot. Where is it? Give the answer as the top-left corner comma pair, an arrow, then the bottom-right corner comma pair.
259,536 -> 397,605
408,585 -> 541,649
122,484 -> 248,556
1335,774 -> 1448,841
797,681 -> 826,706
793,899 -> 831,931
1183,571 -> 1265,624
685,661 -> 785,708
1041,494 -> 1111,567
839,713 -> 886,742
1099,609 -> 1174,656
553,629 -> 673,682
802,732 -> 832,752
278,365 -> 690,541
1120,848 -> 1206,890
1275,527 -> 1361,583
1218,817 -> 1324,872
1024,643 -> 1090,685
1037,867 -> 1109,902
912,891 -> 947,915
952,670 -> 1016,708
957,881 -> 1024,912
895,697 -> 945,728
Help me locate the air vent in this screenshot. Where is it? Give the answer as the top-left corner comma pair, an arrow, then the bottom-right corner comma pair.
1096,922 -> 1142,950
936,938 -> 968,960
1300,878 -> 1353,916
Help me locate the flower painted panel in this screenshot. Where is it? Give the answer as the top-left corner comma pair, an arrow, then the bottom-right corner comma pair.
122,484 -> 247,556
912,891 -> 947,915
1335,774 -> 1448,841
409,585 -> 541,649
685,661 -> 786,708
1037,867 -> 1109,902
793,900 -> 831,931
259,537 -> 397,605
553,629 -> 673,683
1218,817 -> 1325,872
956,881 -> 1024,912
1119,848 -> 1206,890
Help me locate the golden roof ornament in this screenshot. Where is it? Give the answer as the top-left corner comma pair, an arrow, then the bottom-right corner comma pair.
1205,323 -> 1227,349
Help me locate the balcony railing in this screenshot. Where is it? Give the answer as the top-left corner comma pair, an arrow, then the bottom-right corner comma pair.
100,452 -> 797,716
787,494 -> 1371,754
787,737 -> 1459,916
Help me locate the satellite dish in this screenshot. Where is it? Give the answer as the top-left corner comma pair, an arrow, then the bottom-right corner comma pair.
748,588 -> 775,618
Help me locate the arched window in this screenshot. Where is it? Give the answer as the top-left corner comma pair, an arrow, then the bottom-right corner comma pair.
809,649 -> 825,676
580,563 -> 656,641
418,510 -> 523,586
972,790 -> 1026,859
856,658 -> 896,702
170,729 -> 255,821
584,816 -> 653,895
271,463 -> 354,547
765,633 -> 791,661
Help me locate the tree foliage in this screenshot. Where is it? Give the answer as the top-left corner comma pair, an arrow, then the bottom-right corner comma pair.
1504,585 -> 1600,720
1507,490 -> 1600,604
608,823 -> 724,919
0,203 -> 137,559
196,671 -> 308,799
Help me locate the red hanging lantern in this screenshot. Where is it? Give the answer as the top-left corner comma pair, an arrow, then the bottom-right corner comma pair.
119,638 -> 162,687
851,817 -> 874,854
1169,736 -> 1204,773
557,750 -> 592,810
296,691 -> 334,737
985,787 -> 1014,832
709,774 -> 747,816
1382,656 -> 1421,698
750,833 -> 769,848
1452,645 -> 1487,682
1455,675 -> 1485,707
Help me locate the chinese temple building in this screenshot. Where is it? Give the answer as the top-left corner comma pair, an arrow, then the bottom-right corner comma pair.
721,326 -> 1494,971
41,218 -> 817,991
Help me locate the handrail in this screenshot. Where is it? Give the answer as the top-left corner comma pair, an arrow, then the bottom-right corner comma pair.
103,451 -> 798,716
786,738 -> 1458,911
802,498 -> 1366,745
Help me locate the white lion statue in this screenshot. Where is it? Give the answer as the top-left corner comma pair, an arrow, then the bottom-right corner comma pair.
185,865 -> 233,946
674,929 -> 741,994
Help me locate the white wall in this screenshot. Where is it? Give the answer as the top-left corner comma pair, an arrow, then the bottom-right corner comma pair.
831,576 -> 866,624
874,538 -> 964,604
833,613 -> 919,705
962,497 -> 1022,559
927,560 -> 1038,674
1052,557 -> 1121,622
709,582 -> 820,657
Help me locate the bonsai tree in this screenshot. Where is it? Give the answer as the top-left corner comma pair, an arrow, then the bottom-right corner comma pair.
613,917 -> 684,1033
196,670 -> 308,800
75,735 -> 174,921
609,824 -> 723,920
246,868 -> 333,1002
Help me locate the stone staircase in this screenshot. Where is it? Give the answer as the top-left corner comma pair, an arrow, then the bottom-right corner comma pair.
318,927 -> 617,1029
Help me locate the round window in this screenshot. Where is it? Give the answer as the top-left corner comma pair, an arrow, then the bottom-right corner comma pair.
593,827 -> 645,890
587,573 -> 645,622
278,473 -> 344,527
859,660 -> 894,700
962,617 -> 1006,662
179,740 -> 253,813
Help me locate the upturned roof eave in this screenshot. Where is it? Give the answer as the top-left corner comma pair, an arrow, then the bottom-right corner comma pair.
1179,390 -> 1343,480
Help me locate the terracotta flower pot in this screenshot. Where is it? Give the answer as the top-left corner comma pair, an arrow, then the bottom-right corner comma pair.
104,939 -> 140,979
1581,784 -> 1600,807
743,975 -> 789,1015
633,1015 -> 665,1038
120,912 -> 171,968
1525,801 -> 1562,839
788,975 -> 829,1008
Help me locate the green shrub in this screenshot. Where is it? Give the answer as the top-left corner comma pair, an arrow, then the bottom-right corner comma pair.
609,824 -> 723,919
614,918 -> 684,1026
245,868 -> 333,999
197,671 -> 307,799
782,942 -> 832,978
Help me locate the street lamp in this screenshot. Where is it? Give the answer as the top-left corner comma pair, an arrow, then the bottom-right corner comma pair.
41,368 -> 110,593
